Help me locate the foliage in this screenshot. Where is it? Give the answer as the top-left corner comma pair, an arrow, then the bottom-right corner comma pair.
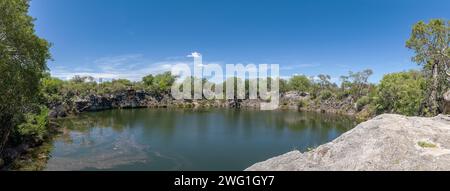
376,71 -> 425,116
71,75 -> 94,83
406,19 -> 449,115
316,74 -> 334,89
288,75 -> 312,92
40,74 -> 64,104
142,74 -> 154,87
339,69 -> 373,99
279,78 -> 289,93
16,107 -> 49,141
319,90 -> 333,100
297,99 -> 309,108
0,0 -> 51,152
143,72 -> 176,94
356,96 -> 370,111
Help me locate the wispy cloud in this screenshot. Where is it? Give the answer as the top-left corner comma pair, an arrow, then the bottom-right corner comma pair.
280,63 -> 320,70
52,53 -> 321,83
50,54 -> 176,81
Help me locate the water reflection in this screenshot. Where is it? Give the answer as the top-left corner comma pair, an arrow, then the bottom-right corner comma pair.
46,109 -> 356,170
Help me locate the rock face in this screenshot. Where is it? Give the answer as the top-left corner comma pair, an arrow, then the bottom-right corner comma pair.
279,91 -> 309,110
444,90 -> 450,114
53,89 -> 291,115
48,88 -> 365,118
246,114 -> 450,171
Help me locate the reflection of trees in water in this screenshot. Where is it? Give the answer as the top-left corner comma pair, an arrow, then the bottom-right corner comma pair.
57,109 -> 355,139
252,111 -> 357,151
49,115 -> 189,171
48,109 -> 357,169
202,109 -> 356,142
279,111 -> 355,131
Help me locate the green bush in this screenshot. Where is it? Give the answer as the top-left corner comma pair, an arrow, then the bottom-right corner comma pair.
41,75 -> 64,95
16,107 -> 49,141
40,75 -> 64,104
142,72 -> 176,94
336,90 -> 350,100
297,99 -> 309,108
319,90 -> 333,100
288,75 -> 312,92
356,96 -> 371,111
376,71 -> 425,116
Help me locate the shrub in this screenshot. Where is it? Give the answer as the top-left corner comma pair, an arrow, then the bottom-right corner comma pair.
336,90 -> 351,100
356,96 -> 370,111
319,90 -> 333,100
288,75 -> 312,92
16,107 -> 49,141
376,71 -> 425,116
297,99 -> 309,108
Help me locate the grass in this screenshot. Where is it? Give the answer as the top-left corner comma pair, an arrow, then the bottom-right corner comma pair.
418,141 -> 437,148
306,145 -> 318,152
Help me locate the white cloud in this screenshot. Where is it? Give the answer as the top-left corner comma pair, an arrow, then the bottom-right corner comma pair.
187,52 -> 202,58
50,54 -> 177,81
51,54 -> 327,84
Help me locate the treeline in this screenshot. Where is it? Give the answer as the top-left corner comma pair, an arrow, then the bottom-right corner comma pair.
42,67 -> 425,117
281,70 -> 427,119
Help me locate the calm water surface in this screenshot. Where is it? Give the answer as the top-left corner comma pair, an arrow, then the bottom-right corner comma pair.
45,109 -> 356,170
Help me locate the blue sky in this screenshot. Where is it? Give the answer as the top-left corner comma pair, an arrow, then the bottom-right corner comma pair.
29,0 -> 450,83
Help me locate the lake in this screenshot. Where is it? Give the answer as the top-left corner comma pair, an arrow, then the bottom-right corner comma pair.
44,109 -> 356,171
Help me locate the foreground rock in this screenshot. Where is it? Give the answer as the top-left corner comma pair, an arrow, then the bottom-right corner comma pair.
246,114 -> 450,171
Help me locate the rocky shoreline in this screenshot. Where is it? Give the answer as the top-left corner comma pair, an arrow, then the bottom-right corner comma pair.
246,114 -> 450,171
48,89 -> 363,119
0,121 -> 59,170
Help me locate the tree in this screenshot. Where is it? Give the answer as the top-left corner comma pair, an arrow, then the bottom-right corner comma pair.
41,74 -> 64,95
279,78 -> 289,93
406,19 -> 449,115
142,74 -> 154,87
352,69 -> 373,98
151,72 -> 176,94
40,74 -> 64,104
0,0 -> 51,153
288,75 -> 312,92
71,75 -> 94,83
340,69 -> 373,99
316,74 -> 336,90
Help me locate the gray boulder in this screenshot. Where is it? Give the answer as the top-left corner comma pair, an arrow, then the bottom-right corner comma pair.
282,91 -> 308,100
246,114 -> 450,171
48,104 -> 68,118
74,98 -> 91,112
